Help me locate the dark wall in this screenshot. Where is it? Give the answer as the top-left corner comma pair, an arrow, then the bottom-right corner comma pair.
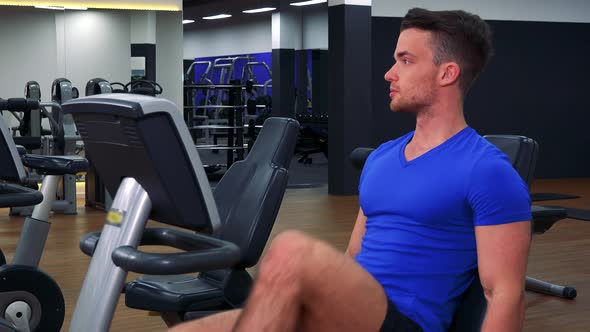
329,5 -> 373,194
311,49 -> 329,116
371,17 -> 590,178
131,43 -> 156,81
272,49 -> 295,118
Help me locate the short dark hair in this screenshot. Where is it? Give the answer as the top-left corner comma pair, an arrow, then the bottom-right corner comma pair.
401,8 -> 494,94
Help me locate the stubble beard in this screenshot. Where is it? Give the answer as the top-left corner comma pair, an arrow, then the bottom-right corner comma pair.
389,95 -> 411,113
389,84 -> 437,114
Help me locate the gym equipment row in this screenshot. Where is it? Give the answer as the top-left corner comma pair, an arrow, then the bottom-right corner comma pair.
184,57 -> 273,178
0,93 -> 299,331
184,57 -> 272,130
2,79 -> 82,216
86,78 -> 163,97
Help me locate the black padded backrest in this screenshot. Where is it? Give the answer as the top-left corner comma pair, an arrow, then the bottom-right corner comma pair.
25,81 -> 41,100
52,78 -> 73,103
213,117 -> 299,268
484,135 -> 538,187
86,78 -> 112,96
63,95 -> 220,232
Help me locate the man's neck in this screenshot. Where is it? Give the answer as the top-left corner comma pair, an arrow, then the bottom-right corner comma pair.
410,100 -> 467,150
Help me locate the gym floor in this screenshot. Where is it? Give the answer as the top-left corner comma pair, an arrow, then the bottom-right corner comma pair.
0,178 -> 589,331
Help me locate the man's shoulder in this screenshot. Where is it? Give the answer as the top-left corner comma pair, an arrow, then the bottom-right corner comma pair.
463,130 -> 511,166
467,134 -> 525,188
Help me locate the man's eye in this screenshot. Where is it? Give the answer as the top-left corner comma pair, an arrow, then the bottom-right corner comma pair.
403,59 -> 410,64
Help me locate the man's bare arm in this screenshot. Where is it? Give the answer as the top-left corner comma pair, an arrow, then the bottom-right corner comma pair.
476,220 -> 531,332
345,208 -> 367,258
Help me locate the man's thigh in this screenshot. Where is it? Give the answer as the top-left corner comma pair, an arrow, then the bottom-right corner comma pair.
265,231 -> 389,332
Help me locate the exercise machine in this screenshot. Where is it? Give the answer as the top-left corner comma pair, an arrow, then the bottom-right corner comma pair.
8,82 -> 80,216
0,98 -> 89,331
43,78 -> 80,215
109,80 -> 163,96
85,78 -> 112,96
61,94 -> 298,330
84,78 -> 114,211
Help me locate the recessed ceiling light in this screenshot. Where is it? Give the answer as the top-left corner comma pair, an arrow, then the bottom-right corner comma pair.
289,0 -> 327,6
243,7 -> 276,14
182,19 -> 195,24
35,5 -> 87,10
202,14 -> 232,20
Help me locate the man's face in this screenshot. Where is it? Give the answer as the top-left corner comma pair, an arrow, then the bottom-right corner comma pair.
384,28 -> 440,113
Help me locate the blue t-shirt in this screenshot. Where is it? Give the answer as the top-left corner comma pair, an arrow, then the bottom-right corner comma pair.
355,127 -> 531,332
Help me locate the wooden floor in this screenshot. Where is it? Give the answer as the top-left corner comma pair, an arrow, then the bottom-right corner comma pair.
0,178 -> 589,331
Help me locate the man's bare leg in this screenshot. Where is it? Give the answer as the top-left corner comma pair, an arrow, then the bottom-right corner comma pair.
167,230 -> 388,332
234,230 -> 388,332
168,310 -> 241,332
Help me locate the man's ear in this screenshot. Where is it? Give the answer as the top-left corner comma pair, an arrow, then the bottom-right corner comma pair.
439,62 -> 461,87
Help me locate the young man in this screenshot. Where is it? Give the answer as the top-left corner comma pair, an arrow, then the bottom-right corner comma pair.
170,8 -> 531,332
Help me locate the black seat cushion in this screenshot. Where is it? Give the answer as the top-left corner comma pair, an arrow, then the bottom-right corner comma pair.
124,118 -> 298,315
21,155 -> 89,175
125,275 -> 223,312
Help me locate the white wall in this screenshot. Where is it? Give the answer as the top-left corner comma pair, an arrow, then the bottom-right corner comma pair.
272,10 -> 303,50
302,7 -> 328,49
183,6 -> 329,58
131,11 -> 157,44
63,10 -> 131,92
0,7 -> 60,128
0,7 -> 59,99
371,0 -> 590,23
183,18 -> 272,59
0,8 -> 131,98
156,11 -> 183,109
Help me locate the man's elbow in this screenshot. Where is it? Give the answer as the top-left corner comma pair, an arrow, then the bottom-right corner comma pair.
483,283 -> 525,305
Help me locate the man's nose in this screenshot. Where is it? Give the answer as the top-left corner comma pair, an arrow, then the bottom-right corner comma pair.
384,63 -> 398,82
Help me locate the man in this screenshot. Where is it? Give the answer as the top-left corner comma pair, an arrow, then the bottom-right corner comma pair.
171,8 -> 531,332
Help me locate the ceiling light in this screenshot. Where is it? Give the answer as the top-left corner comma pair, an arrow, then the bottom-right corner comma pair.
182,19 -> 195,24
35,5 -> 87,10
202,14 -> 232,20
289,0 -> 327,6
243,7 -> 276,14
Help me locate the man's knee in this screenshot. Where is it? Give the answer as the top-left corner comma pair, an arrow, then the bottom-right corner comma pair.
257,231 -> 317,283
264,230 -> 315,264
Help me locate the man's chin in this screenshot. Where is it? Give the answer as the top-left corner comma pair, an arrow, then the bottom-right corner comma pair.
390,102 -> 408,113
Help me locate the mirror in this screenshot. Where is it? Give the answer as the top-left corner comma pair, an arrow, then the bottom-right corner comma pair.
0,5 -> 183,115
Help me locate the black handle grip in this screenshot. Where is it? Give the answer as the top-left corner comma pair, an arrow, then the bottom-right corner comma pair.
111,227 -> 241,275
526,276 -> 577,299
350,148 -> 375,170
80,231 -> 101,256
0,98 -> 40,112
